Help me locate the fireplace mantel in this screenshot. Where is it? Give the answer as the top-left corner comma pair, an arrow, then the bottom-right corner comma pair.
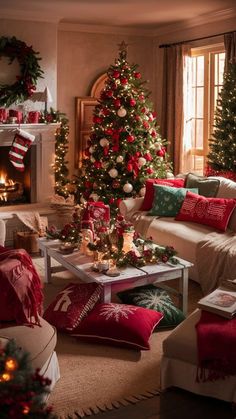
0,123 -> 60,204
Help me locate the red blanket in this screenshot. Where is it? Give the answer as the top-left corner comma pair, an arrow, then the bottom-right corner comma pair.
0,246 -> 43,326
195,310 -> 236,382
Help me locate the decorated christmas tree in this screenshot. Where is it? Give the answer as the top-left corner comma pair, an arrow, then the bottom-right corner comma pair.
206,61 -> 236,180
74,42 -> 172,215
0,339 -> 57,418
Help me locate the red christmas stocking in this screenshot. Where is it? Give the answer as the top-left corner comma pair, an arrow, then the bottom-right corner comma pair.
9,129 -> 35,172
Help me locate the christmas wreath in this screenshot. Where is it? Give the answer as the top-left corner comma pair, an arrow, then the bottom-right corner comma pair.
0,36 -> 44,107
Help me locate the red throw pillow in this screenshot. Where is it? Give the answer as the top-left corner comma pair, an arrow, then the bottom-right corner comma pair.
43,283 -> 102,332
141,178 -> 185,211
71,303 -> 163,350
175,191 -> 236,231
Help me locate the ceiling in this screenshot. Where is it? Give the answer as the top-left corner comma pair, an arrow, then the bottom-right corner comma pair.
1,0 -> 236,30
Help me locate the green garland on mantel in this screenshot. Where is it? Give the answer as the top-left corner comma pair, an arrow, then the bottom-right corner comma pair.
0,36 -> 44,107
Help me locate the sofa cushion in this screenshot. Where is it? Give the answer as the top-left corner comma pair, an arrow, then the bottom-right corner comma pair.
148,185 -> 198,217
43,282 -> 102,332
146,217 -> 215,282
211,176 -> 236,232
71,302 -> 163,350
140,178 -> 185,211
185,173 -> 220,197
175,191 -> 236,232
117,284 -> 185,328
0,316 -> 57,370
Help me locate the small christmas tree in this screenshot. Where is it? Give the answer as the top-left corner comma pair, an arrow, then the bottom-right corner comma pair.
74,42 -> 172,216
0,339 -> 57,418
206,61 -> 236,179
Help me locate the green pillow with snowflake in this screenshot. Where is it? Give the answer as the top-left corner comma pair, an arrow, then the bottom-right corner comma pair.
117,284 -> 185,328
148,185 -> 198,217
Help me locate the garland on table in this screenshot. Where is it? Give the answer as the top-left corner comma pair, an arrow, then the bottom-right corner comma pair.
0,340 -> 57,419
0,36 -> 44,107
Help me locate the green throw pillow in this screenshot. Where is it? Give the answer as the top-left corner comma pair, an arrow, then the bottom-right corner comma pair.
185,173 -> 220,197
148,185 -> 198,217
117,284 -> 185,328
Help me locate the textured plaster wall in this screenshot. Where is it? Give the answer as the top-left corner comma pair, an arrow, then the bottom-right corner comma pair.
0,19 -> 57,109
57,30 -> 155,176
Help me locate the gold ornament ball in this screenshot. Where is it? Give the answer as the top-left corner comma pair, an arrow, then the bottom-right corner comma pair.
117,107 -> 127,117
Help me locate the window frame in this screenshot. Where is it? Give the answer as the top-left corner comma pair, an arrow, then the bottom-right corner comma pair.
188,43 -> 225,172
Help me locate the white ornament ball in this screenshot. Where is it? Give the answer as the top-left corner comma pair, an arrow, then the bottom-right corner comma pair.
89,146 -> 94,153
89,193 -> 99,201
123,182 -> 133,193
90,156 -> 95,163
100,138 -> 109,147
138,157 -> 146,167
154,142 -> 162,151
139,187 -> 146,197
166,171 -> 174,178
117,107 -> 127,117
108,168 -> 118,178
116,155 -> 124,163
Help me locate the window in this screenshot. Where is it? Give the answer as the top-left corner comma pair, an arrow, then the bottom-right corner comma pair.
182,44 -> 225,174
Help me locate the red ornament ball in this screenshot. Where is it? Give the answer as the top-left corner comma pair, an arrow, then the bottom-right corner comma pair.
130,98 -> 136,107
114,99 -> 121,108
113,70 -> 120,79
127,134 -> 135,143
146,167 -> 154,174
121,78 -> 128,85
156,148 -> 165,157
105,128 -> 113,136
106,90 -> 113,97
109,197 -> 115,204
134,72 -> 141,79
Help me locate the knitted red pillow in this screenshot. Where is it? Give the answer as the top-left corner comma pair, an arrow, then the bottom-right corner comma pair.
71,303 -> 163,350
43,283 -> 102,332
141,178 -> 185,211
175,191 -> 236,231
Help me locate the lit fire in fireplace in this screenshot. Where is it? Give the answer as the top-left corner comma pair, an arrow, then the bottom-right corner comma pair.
0,171 -> 23,202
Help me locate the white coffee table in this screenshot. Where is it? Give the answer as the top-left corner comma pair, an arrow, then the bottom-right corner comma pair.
38,238 -> 192,315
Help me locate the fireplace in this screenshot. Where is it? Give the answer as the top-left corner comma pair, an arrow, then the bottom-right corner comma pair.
0,123 -> 60,246
0,123 -> 59,206
0,146 -> 36,205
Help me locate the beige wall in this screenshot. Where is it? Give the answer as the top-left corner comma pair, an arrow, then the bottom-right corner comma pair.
57,29 -> 155,175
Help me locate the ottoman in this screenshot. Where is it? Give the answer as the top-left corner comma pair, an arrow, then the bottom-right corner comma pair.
0,316 -> 60,392
161,309 -> 236,402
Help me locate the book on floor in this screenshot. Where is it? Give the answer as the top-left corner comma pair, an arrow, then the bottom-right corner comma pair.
197,279 -> 236,319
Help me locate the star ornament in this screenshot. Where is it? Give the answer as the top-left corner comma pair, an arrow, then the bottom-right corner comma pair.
118,41 -> 128,58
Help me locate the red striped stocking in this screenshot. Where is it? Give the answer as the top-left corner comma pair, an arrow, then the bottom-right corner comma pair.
9,129 -> 35,172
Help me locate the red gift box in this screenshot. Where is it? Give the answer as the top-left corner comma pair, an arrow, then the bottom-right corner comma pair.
87,202 -> 110,224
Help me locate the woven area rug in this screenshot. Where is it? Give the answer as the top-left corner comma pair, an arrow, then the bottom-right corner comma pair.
33,256 -> 202,419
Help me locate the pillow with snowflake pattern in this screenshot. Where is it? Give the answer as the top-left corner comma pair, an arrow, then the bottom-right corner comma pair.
71,302 -> 163,350
117,285 -> 185,328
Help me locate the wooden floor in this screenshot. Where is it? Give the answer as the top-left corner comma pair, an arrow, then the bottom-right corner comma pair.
90,388 -> 235,419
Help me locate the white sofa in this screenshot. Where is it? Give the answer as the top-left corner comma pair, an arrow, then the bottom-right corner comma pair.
0,219 -> 60,396
119,176 -> 236,292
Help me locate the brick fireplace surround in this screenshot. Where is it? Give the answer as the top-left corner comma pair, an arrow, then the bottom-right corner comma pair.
0,123 -> 60,246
